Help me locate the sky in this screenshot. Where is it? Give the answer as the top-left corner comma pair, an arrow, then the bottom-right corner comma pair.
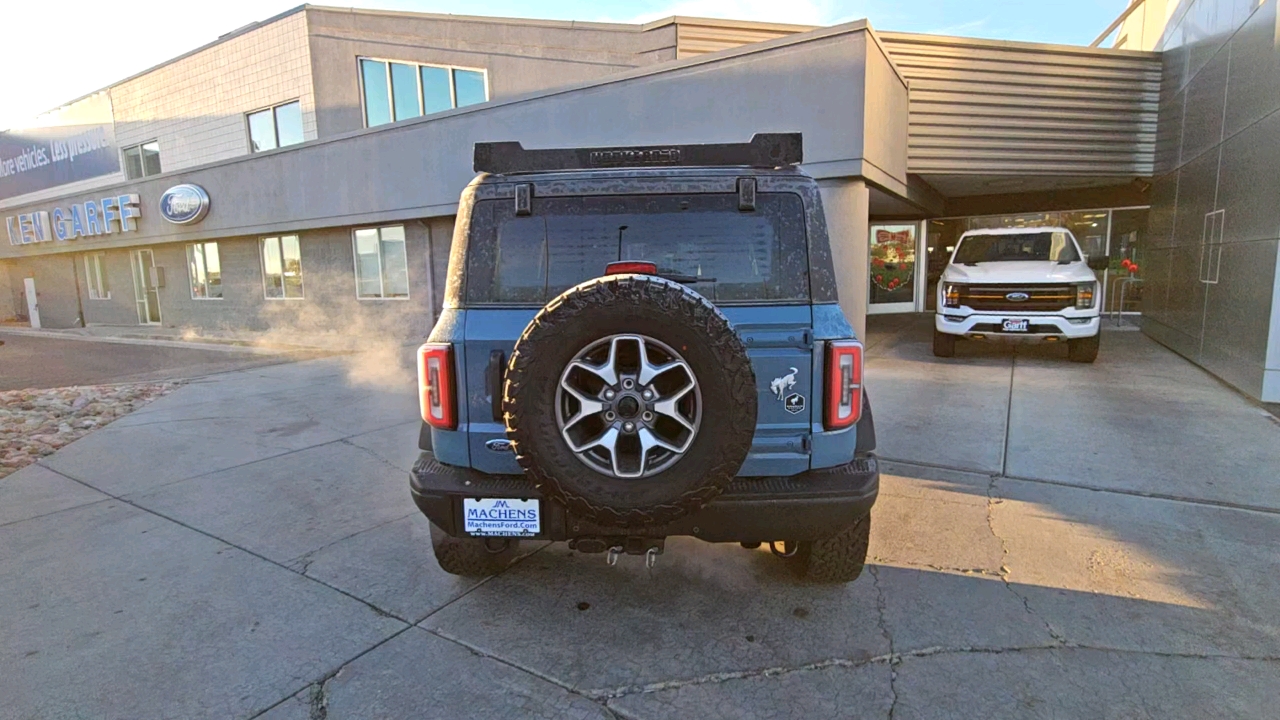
0,0 -> 1126,131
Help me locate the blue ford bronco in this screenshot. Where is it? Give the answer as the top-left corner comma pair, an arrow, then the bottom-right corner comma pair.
410,134 -> 879,583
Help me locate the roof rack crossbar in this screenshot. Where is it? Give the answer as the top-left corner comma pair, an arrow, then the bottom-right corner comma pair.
473,133 -> 802,174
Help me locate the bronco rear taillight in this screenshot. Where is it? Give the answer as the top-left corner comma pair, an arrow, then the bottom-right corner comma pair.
418,343 -> 456,429
825,340 -> 863,430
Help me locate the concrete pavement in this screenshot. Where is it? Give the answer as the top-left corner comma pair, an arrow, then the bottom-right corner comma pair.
2,318 -> 1278,719
0,331 -> 315,390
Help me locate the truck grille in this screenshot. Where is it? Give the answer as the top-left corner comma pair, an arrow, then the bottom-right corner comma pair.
960,284 -> 1074,312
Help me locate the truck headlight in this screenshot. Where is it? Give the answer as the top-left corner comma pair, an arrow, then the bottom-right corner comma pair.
1075,282 -> 1097,310
943,283 -> 962,308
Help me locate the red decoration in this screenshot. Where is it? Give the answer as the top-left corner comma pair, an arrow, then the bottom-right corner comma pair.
871,228 -> 915,293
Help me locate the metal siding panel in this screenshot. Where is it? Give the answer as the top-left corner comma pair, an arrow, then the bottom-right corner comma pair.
1224,0 -> 1280,138
880,33 -> 1160,177
1199,237 -> 1277,396
1217,108 -> 1280,244
1172,147 -> 1222,248
675,23 -> 805,57
1179,44 -> 1230,166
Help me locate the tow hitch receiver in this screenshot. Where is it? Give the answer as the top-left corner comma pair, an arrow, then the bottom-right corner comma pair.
569,537 -> 665,566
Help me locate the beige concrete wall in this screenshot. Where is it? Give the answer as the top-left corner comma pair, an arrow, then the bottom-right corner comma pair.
110,10 -> 317,172
5,253 -> 81,328
78,248 -> 141,327
0,261 -> 16,321
1113,0 -> 1176,51
818,178 -> 871,341
1,23 -> 891,262
305,7 -> 679,138
861,34 -> 910,197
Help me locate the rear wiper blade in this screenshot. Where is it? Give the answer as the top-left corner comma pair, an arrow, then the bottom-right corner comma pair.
658,271 -> 715,283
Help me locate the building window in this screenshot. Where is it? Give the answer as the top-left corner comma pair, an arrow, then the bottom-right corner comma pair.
122,141 -> 162,179
353,226 -> 409,298
187,242 -> 223,299
360,58 -> 489,127
247,101 -> 304,152
85,253 -> 110,300
262,235 -> 304,299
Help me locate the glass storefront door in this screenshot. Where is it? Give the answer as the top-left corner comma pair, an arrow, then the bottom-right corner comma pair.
1107,209 -> 1147,315
131,249 -> 162,325
922,208 -> 1149,315
868,222 -> 921,314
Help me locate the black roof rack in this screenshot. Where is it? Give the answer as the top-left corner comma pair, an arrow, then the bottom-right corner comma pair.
473,133 -> 802,174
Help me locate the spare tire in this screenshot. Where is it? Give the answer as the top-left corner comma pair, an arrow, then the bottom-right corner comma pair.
504,274 -> 757,526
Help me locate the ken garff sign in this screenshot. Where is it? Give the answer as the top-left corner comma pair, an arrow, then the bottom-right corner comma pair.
159,184 -> 210,224
6,195 -> 141,246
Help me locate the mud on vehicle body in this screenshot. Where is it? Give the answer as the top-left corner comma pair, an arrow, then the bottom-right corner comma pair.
411,134 -> 879,582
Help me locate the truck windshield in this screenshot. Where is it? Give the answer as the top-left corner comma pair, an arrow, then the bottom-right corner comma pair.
465,192 -> 809,304
952,231 -> 1080,264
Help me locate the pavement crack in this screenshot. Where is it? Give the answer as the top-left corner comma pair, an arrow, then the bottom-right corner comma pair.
869,565 -> 899,719
584,655 -> 884,701
579,644 -> 1280,703
337,437 -> 412,475
423,626 -> 619,715
307,675 -> 330,720
35,462 -> 415,626
985,474 -> 1067,645
285,511 -> 417,574
869,557 -> 1002,578
246,625 -> 417,720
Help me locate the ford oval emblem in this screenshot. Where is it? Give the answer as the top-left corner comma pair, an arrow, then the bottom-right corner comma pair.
1005,292 -> 1030,302
159,184 -> 210,225
485,439 -> 513,453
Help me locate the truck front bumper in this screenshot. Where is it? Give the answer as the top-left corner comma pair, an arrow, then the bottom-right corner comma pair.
936,312 -> 1099,341
410,452 -> 878,543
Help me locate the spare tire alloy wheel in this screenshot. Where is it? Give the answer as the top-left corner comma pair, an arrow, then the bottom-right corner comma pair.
504,275 -> 757,527
557,334 -> 701,478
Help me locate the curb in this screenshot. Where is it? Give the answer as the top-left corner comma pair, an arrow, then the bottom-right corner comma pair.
0,327 -> 313,356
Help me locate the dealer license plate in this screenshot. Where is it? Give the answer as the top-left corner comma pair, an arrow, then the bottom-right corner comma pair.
1001,319 -> 1030,333
463,498 -> 540,537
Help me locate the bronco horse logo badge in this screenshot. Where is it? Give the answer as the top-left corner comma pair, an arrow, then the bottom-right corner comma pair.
770,367 -> 798,401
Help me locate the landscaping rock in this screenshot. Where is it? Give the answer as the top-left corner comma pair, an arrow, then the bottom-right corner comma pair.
0,383 -> 178,479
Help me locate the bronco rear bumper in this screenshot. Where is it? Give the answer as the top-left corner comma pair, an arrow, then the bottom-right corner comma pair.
410,452 -> 878,543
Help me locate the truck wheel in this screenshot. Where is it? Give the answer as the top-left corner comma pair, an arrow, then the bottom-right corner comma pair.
430,523 -> 522,577
504,274 -> 757,527
1068,333 -> 1100,363
932,330 -> 957,358
783,515 -> 871,583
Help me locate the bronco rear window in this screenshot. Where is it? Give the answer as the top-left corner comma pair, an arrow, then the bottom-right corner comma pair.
464,193 -> 809,304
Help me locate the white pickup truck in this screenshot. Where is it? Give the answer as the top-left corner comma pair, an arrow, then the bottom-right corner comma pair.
933,227 -> 1109,363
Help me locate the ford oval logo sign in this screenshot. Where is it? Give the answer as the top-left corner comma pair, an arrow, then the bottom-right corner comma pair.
159,184 -> 210,225
485,439 -> 513,453
1005,292 -> 1030,302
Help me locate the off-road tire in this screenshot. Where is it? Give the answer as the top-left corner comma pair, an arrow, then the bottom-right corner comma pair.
1068,333 -> 1100,363
504,274 -> 757,527
933,330 -> 957,358
430,523 -> 522,577
784,515 -> 871,583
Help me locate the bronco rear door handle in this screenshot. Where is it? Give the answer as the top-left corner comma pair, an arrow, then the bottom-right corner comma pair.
487,350 -> 505,421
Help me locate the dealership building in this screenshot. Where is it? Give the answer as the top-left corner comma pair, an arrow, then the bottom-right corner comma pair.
2,1 -> 1278,403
